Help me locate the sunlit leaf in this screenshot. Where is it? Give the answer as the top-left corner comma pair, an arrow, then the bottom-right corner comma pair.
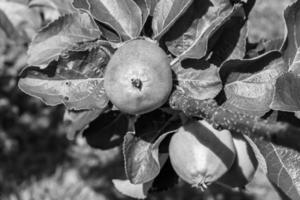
27,12 -> 101,68
221,51 -> 285,116
245,135 -> 267,174
172,60 -> 222,100
254,139 -> 300,200
132,0 -> 150,27
165,1 -> 242,61
112,179 -> 152,199
145,0 -> 159,16
86,0 -> 142,40
19,42 -> 110,110
152,0 -> 193,40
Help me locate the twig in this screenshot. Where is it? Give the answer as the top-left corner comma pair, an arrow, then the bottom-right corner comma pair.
169,90 -> 300,151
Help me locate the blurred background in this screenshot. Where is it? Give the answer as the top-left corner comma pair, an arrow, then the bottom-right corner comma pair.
0,0 -> 295,199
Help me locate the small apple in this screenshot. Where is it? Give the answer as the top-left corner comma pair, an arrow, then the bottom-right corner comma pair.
104,39 -> 172,115
169,120 -> 236,190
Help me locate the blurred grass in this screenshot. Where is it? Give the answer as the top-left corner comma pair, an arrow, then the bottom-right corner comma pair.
0,0 -> 296,200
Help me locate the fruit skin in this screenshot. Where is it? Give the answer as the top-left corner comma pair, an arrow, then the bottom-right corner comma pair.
217,134 -> 258,188
169,120 -> 236,190
104,39 -> 172,115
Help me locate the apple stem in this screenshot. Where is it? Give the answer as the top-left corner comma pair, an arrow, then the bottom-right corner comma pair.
131,78 -> 143,90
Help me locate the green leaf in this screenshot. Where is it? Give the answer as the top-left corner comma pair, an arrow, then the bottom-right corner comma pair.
270,72 -> 300,111
145,0 -> 159,16
86,0 -> 143,40
112,153 -> 168,199
172,60 -> 222,100
165,1 -> 242,61
0,1 -> 41,39
253,139 -> 300,200
245,135 -> 267,175
29,0 -> 76,16
27,12 -> 101,68
270,1 -> 300,112
220,51 -> 285,116
281,0 -> 300,71
0,8 -> 20,41
152,0 -> 193,40
132,0 -> 150,27
123,110 -> 180,184
72,0 -> 121,42
112,179 -> 152,199
72,0 -> 89,10
19,42 -> 110,110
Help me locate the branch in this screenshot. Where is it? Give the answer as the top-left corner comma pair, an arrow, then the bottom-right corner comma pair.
169,90 -> 300,151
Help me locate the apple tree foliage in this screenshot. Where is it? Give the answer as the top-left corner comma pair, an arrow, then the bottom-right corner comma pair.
0,0 -> 299,199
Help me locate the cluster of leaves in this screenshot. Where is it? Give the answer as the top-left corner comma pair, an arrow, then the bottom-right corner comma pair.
8,0 -> 300,199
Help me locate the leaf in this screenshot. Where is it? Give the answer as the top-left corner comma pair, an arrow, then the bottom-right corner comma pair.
208,17 -> 247,66
0,8 -> 20,41
72,0 -> 121,42
281,0 -> 300,71
72,0 -> 90,10
112,179 -> 152,199
112,153 -> 168,199
123,110 -> 180,184
27,12 -> 101,68
152,0 -> 193,40
220,51 -> 285,116
63,109 -> 102,140
244,135 -> 267,174
165,1 -> 243,61
83,111 -> 128,149
86,0 -> 142,40
132,0 -> 150,27
29,0 -> 76,16
295,111 -> 300,120
19,42 -> 110,110
270,72 -> 300,112
145,0 -> 159,16
123,132 -> 175,184
270,1 -> 300,112
253,139 -> 300,200
172,60 -> 222,100
0,1 -> 41,39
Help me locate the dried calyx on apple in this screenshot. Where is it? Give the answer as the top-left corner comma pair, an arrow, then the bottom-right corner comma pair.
104,39 -> 173,115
